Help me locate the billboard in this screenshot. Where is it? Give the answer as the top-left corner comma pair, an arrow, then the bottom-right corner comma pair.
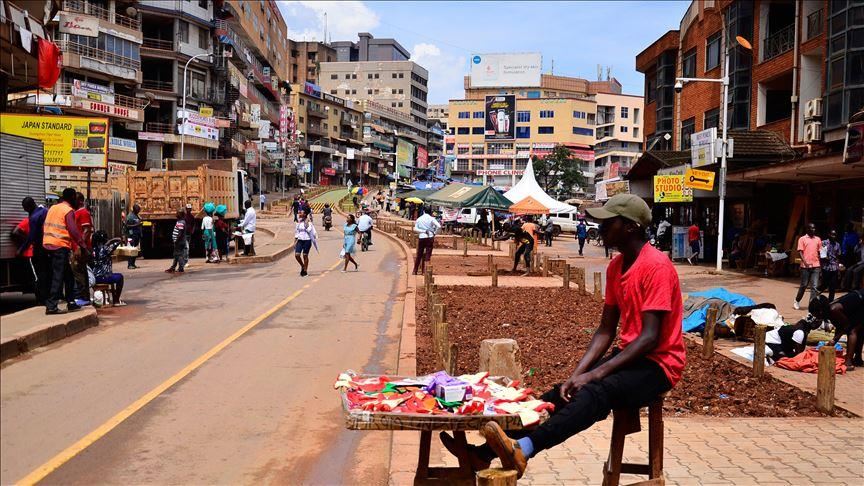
396,139 -> 415,166
0,114 -> 108,168
470,53 -> 542,88
485,95 -> 515,140
417,146 -> 428,168
653,175 -> 694,203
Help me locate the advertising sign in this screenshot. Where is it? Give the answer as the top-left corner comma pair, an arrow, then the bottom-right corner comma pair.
684,168 -> 716,191
304,82 -> 322,99
178,121 -> 219,140
280,105 -> 289,138
485,95 -> 515,140
258,120 -> 271,139
322,167 -> 336,176
72,98 -> 139,120
0,114 -> 108,168
470,53 -> 542,87
109,137 -> 137,152
346,148 -> 355,160
244,142 -> 258,167
249,104 -> 261,128
59,11 -> 99,37
199,106 -> 213,117
72,80 -> 115,105
396,139 -> 415,166
476,169 -> 521,176
843,120 -> 864,165
690,128 -> 716,168
653,175 -> 694,203
417,146 -> 428,168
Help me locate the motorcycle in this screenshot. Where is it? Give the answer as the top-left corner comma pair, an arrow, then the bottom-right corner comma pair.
323,214 -> 333,231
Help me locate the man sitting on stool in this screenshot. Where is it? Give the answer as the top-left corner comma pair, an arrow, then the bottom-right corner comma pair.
440,195 -> 686,478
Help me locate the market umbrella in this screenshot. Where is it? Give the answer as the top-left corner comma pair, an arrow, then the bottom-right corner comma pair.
509,196 -> 549,215
404,197 -> 424,204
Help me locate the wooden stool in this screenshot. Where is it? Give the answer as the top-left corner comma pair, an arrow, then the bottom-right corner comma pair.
602,394 -> 667,486
93,283 -> 116,306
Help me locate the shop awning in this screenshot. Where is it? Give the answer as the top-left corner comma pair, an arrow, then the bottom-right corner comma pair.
727,154 -> 864,183
425,183 -> 512,210
509,196 -> 549,215
397,189 -> 436,200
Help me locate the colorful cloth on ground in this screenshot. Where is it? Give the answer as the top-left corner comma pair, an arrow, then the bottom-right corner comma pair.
682,288 -> 756,332
775,348 -> 847,374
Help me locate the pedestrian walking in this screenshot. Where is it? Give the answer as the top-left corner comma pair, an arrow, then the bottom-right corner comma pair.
445,194 -> 684,479
575,219 -> 588,256
543,217 -> 555,247
183,204 -> 196,265
201,208 -> 217,263
260,193 -> 266,211
166,209 -> 187,273
820,230 -> 842,301
215,212 -> 230,262
294,209 -> 317,276
239,200 -> 257,256
841,233 -> 864,291
291,195 -> 300,222
43,188 -> 88,315
89,230 -> 126,306
794,223 -> 822,310
18,196 -> 49,302
342,214 -> 360,272
125,204 -> 142,269
841,223 -> 859,267
412,206 -> 441,275
686,220 -> 700,265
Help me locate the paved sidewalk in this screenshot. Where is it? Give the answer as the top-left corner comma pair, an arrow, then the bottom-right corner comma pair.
390,417 -> 864,485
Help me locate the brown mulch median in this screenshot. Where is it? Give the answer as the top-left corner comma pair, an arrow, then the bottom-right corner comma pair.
416,286 -> 852,417
426,255 -> 544,276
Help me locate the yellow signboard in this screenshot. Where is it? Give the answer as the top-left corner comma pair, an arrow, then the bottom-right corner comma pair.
0,114 -> 108,168
199,106 -> 214,117
653,175 -> 694,203
684,168 -> 716,191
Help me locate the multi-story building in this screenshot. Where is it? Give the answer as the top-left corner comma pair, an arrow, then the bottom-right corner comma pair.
288,40 -> 336,85
593,93 -> 644,182
0,1 -> 52,108
633,0 -> 862,263
446,97 -> 597,188
289,83 -> 363,185
427,104 -> 449,130
331,32 -> 410,62
463,73 -> 624,101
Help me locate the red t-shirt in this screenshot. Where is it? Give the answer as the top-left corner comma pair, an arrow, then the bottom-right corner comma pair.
73,208 -> 93,251
687,225 -> 700,243
605,244 -> 686,386
15,217 -> 33,258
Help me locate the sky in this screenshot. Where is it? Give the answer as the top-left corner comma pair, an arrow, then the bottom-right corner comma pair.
276,1 -> 689,104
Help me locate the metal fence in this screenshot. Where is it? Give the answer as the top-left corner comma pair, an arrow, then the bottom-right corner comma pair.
91,191 -> 127,239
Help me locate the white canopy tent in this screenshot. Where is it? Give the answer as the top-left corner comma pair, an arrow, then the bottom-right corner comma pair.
504,159 -> 580,213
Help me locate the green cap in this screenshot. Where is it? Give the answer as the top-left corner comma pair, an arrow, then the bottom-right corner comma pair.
585,194 -> 652,227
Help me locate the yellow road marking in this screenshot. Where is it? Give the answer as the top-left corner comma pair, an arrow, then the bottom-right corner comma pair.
18,259 -> 343,485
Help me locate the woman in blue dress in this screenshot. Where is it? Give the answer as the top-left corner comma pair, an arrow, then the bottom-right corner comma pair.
343,214 -> 359,272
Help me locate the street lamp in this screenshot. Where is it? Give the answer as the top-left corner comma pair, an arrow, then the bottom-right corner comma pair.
180,52 -> 214,160
675,35 -> 751,272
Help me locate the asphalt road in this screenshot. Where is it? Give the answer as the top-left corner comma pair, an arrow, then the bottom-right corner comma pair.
1,214 -> 406,485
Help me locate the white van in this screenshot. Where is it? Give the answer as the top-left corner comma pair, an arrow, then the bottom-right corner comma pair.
548,212 -> 599,237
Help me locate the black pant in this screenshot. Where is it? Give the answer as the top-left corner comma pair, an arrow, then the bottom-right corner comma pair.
821,269 -> 839,301
514,244 -> 532,270
128,234 -> 141,267
578,237 -> 586,255
46,247 -> 75,311
526,354 -> 671,454
32,247 -> 51,303
413,237 -> 434,274
842,262 -> 864,290
544,233 -> 553,246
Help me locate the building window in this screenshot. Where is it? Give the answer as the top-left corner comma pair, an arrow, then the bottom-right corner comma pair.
517,111 -> 530,122
473,111 -> 483,118
706,31 -> 721,71
392,73 -> 397,78
398,89 -> 404,94
620,126 -> 628,133
726,1 -> 753,129
392,102 -> 397,107
331,74 -> 338,79
367,89 -> 373,94
572,127 -> 594,136
704,108 -> 720,130
824,1 -> 863,129
680,117 -> 695,149
457,127 -> 470,135
472,126 -> 484,135
573,111 -> 586,119
300,99 -> 305,105
299,116 -> 304,123
344,74 -> 350,79
620,107 -> 629,119
399,73 -> 404,78
330,90 -> 337,94
344,90 -> 350,95
198,26 -> 209,49
539,110 -> 554,118
458,111 -> 470,119
633,127 -> 640,138
516,126 -> 531,138
682,48 -> 696,78
633,108 -> 640,123
374,73 -> 379,79
374,89 -> 380,94
398,102 -> 403,107
179,20 -> 189,43
368,73 -> 373,79
190,71 -> 206,97
538,126 -> 554,134
646,76 -> 656,104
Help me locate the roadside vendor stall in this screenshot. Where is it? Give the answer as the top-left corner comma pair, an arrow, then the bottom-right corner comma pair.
508,196 -> 549,216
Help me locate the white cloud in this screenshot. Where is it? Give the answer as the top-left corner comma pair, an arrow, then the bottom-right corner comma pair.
411,43 -> 466,104
278,1 -> 380,42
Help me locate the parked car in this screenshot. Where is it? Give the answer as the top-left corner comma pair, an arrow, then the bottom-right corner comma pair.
548,212 -> 599,238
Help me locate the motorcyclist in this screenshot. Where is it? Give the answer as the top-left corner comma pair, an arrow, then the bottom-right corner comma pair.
357,208 -> 374,247
322,203 -> 333,231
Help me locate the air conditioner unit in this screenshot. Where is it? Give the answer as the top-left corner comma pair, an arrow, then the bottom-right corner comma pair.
804,121 -> 822,143
805,98 -> 823,120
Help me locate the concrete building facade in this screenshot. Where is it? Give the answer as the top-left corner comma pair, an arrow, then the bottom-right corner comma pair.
288,41 -> 336,85
593,93 -> 645,182
331,33 -> 410,62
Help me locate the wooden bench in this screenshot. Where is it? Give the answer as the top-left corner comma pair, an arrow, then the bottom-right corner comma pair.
93,283 -> 116,307
602,393 -> 667,486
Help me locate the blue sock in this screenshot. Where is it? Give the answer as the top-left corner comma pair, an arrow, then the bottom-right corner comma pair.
516,437 -> 534,458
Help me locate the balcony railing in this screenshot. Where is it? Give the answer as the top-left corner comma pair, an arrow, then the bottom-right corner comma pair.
806,8 -> 824,40
62,0 -> 141,31
144,122 -> 174,133
307,105 -> 327,118
141,79 -> 174,92
56,40 -> 141,71
55,83 -> 149,109
306,124 -> 326,136
763,24 -> 795,61
142,37 -> 174,51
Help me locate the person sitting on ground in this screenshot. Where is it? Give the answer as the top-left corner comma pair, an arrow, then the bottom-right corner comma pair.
166,209 -> 187,273
447,194 -> 684,479
89,230 -> 126,306
810,290 -> 864,370
764,300 -> 825,361
357,208 -> 374,246
239,200 -> 257,256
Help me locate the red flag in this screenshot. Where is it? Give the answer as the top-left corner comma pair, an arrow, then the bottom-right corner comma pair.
38,39 -> 62,90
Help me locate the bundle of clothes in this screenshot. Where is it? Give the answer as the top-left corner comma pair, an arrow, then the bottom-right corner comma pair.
335,371 -> 553,426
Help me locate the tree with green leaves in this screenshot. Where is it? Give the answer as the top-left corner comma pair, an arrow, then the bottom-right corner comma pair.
531,144 -> 589,197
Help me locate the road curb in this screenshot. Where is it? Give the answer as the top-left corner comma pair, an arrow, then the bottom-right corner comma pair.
1,307 -> 99,364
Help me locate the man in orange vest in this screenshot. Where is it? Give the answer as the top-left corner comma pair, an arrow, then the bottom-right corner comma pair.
43,188 -> 88,315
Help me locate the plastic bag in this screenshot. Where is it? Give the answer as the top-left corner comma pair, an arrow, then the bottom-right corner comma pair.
87,267 -> 95,287
340,248 -> 346,258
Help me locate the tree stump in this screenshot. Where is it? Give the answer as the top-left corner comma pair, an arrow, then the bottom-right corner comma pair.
479,338 -> 522,382
816,346 -> 836,414
753,325 -> 768,377
542,255 -> 549,277
563,264 -> 571,289
477,468 -> 517,486
488,254 -> 493,272
593,271 -> 603,300
703,306 -> 719,359
491,264 -> 498,288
